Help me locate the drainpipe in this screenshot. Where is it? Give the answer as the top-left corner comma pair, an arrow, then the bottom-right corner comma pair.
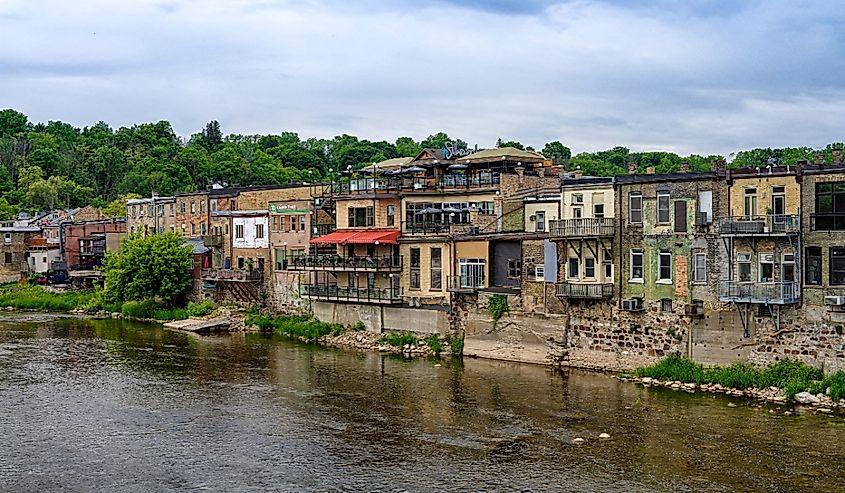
616,177 -> 622,309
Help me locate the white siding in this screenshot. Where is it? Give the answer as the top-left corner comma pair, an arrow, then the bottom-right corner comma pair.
232,216 -> 269,249
561,185 -> 615,219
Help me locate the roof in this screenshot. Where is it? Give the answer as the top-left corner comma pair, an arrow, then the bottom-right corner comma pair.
310,229 -> 400,245
126,196 -> 175,205
458,147 -> 545,164
616,171 -> 722,185
361,157 -> 413,172
211,209 -> 268,217
184,239 -> 210,255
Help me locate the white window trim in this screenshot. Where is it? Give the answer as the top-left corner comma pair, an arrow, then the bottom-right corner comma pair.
656,191 -> 670,224
584,257 -> 596,279
567,257 -> 580,279
629,250 -> 644,283
629,193 -> 643,224
693,252 -> 707,283
657,251 -> 672,284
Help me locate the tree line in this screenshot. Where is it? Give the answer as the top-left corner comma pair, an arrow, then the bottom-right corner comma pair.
0,108 -> 842,220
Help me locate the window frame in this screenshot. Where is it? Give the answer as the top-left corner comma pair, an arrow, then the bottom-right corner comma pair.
657,250 -> 672,283
656,191 -> 670,224
693,252 -> 707,283
629,192 -> 643,224
629,249 -> 644,283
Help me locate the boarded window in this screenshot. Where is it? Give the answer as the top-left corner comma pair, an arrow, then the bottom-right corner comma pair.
674,201 -> 687,233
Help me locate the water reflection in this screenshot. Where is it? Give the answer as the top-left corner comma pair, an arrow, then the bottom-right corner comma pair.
0,315 -> 842,492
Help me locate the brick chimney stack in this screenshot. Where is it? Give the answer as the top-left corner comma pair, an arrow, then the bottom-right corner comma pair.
815,152 -> 825,165
711,158 -> 726,174
833,150 -> 843,165
645,166 -> 655,175
680,161 -> 689,173
628,162 -> 637,175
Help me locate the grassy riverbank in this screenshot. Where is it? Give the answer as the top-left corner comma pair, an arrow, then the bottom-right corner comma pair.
0,284 -> 95,312
635,354 -> 845,400
245,313 -> 365,341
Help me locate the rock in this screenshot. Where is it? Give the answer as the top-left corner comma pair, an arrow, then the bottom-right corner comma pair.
355,335 -> 364,343
684,383 -> 696,389
434,364 -> 441,368
784,411 -> 793,416
403,344 -> 411,350
727,402 -> 737,408
598,433 -> 611,439
641,377 -> 653,385
794,392 -> 821,405
818,408 -> 833,414
378,345 -> 389,352
572,438 -> 585,444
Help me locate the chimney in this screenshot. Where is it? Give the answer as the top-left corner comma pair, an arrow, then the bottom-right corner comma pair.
515,166 -> 525,178
537,167 -> 545,178
646,166 -> 655,175
815,152 -> 825,165
572,165 -> 582,178
628,162 -> 637,175
834,150 -> 843,165
151,191 -> 159,198
711,158 -> 725,174
680,161 -> 689,173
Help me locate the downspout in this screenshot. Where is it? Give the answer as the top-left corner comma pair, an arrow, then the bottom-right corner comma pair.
616,176 -> 622,309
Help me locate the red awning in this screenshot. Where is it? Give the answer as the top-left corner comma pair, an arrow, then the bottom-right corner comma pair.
309,229 -> 400,245
345,230 -> 400,245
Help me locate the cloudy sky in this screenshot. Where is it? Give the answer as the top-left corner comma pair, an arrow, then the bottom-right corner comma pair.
1,0 -> 844,156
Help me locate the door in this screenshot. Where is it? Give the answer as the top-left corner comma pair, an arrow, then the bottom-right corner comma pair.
772,191 -> 786,228
674,201 -> 687,233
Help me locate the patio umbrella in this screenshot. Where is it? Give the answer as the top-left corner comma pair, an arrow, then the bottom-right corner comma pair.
447,163 -> 468,170
402,165 -> 426,174
415,207 -> 442,215
441,206 -> 462,213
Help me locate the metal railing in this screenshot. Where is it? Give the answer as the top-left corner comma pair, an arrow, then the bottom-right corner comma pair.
79,245 -> 106,255
810,213 -> 845,231
200,268 -> 263,281
549,218 -> 615,238
717,215 -> 800,235
313,224 -> 336,237
447,275 -> 485,292
718,280 -> 799,304
311,173 -> 502,196
402,221 -> 450,235
288,254 -> 402,271
555,282 -> 614,299
300,284 -> 403,303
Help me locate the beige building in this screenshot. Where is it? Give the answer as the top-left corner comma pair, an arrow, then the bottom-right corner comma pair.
126,195 -> 176,235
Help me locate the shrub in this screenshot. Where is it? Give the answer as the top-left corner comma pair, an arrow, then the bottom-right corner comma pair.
244,314 -> 360,342
811,371 -> 845,401
0,285 -> 94,312
634,353 -> 705,383
704,362 -> 760,389
187,300 -> 215,317
121,300 -> 159,319
489,294 -> 509,323
425,334 -> 442,354
379,332 -> 419,348
450,335 -> 464,355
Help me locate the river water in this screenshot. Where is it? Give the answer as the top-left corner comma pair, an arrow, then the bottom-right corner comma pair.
0,314 -> 843,492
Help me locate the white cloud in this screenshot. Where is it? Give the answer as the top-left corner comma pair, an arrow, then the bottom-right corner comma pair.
1,0 -> 844,156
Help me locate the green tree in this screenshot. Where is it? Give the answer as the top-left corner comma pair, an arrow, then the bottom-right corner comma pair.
102,232 -> 194,306
542,141 -> 571,164
497,139 -> 525,150
101,193 -> 141,218
0,109 -> 30,137
395,136 -> 421,157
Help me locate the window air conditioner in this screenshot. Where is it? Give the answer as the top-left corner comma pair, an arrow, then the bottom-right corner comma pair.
622,298 -> 644,311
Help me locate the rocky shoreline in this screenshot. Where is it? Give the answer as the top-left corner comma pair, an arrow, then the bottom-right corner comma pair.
287,330 -> 453,358
621,375 -> 845,414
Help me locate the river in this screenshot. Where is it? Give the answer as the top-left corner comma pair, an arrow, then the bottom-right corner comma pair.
0,314 -> 843,492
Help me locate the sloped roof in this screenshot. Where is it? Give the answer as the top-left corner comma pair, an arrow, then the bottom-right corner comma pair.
361,156 -> 413,172
184,239 -> 210,255
458,147 -> 545,164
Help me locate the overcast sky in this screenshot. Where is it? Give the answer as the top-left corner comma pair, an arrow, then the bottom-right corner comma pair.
2,0 -> 844,156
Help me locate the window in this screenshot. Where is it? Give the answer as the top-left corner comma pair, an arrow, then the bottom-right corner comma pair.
507,258 -> 522,279
593,203 -> 604,218
255,223 -> 265,239
657,191 -> 670,224
630,250 -> 643,282
181,223 -> 186,234
235,224 -> 244,239
782,253 -> 795,283
603,256 -> 612,279
230,199 -> 236,210
200,222 -> 206,235
737,253 -> 752,281
759,253 -> 774,282
299,215 -> 306,232
771,186 -> 785,218
693,253 -> 707,282
629,192 -> 643,224
585,258 -> 596,278
275,248 -> 286,270
831,248 -> 845,285
806,247 -> 822,285
458,259 -> 485,288
568,257 -> 579,278
743,188 -> 757,218
410,248 -> 421,289
291,249 -> 304,259
535,264 -> 545,280
169,204 -> 174,216
272,216 -> 279,232
572,207 -> 583,218
348,207 -> 374,227
211,201 -> 217,212
572,193 -> 584,204
661,299 -> 673,312
147,205 -> 153,216
200,201 -> 206,213
347,272 -> 357,288
815,182 -> 845,230
387,205 -> 395,226
3,252 -> 10,264
237,256 -> 244,269
157,204 -> 164,217
430,247 -> 442,290
191,202 -> 196,213
190,223 -> 195,236
535,211 -> 545,232
180,202 -> 186,214
3,233 -> 10,244
658,250 -> 672,282
290,216 -> 297,232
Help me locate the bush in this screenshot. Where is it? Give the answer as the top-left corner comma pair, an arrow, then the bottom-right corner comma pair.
0,285 -> 94,312
379,332 -> 418,348
489,294 -> 509,322
450,335 -> 464,355
244,314 -> 358,342
635,353 -> 705,383
811,371 -> 845,401
704,362 -> 760,389
426,334 -> 442,354
187,300 -> 215,317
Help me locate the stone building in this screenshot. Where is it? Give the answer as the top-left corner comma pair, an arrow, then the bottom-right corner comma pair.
174,190 -> 210,239
126,195 -> 176,235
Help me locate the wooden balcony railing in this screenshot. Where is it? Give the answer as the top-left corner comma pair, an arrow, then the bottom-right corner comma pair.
201,268 -> 263,282
555,282 -> 614,299
549,218 -> 615,238
718,280 -> 799,304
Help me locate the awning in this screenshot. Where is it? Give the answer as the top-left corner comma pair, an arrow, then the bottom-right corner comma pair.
310,230 -> 400,245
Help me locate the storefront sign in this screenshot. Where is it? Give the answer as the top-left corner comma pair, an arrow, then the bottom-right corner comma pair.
269,203 -> 309,214
441,141 -> 477,160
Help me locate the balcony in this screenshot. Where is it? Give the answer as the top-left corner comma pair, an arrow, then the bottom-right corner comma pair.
549,218 -> 615,239
201,268 -> 263,282
810,213 -> 845,231
301,284 -> 403,304
288,254 -> 402,272
402,221 -> 450,235
310,173 -> 502,196
447,275 -> 485,293
79,245 -> 106,256
555,282 -> 614,299
202,235 -> 223,248
717,215 -> 799,235
718,280 -> 799,304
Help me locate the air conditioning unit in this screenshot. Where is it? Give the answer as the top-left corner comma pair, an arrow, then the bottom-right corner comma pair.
695,212 -> 710,226
529,215 -> 537,222
622,298 -> 644,311
684,302 -> 705,317
824,296 -> 845,306
761,253 -> 775,263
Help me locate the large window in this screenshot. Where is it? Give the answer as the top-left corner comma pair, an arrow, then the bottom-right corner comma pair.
743,188 -> 757,218
348,207 -> 374,227
630,250 -> 643,281
585,258 -> 595,278
693,253 -> 707,282
831,248 -> 845,285
387,205 -> 395,226
629,192 -> 643,224
568,258 -> 580,278
235,224 -> 244,239
430,248 -> 442,290
815,182 -> 845,230
535,211 -> 545,232
410,248 -> 421,289
507,258 -> 522,279
806,247 -> 822,285
657,191 -> 670,224
737,253 -> 752,281
458,259 -> 485,288
255,223 -> 264,239
759,253 -> 774,282
657,250 -> 672,282
274,248 -> 286,270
